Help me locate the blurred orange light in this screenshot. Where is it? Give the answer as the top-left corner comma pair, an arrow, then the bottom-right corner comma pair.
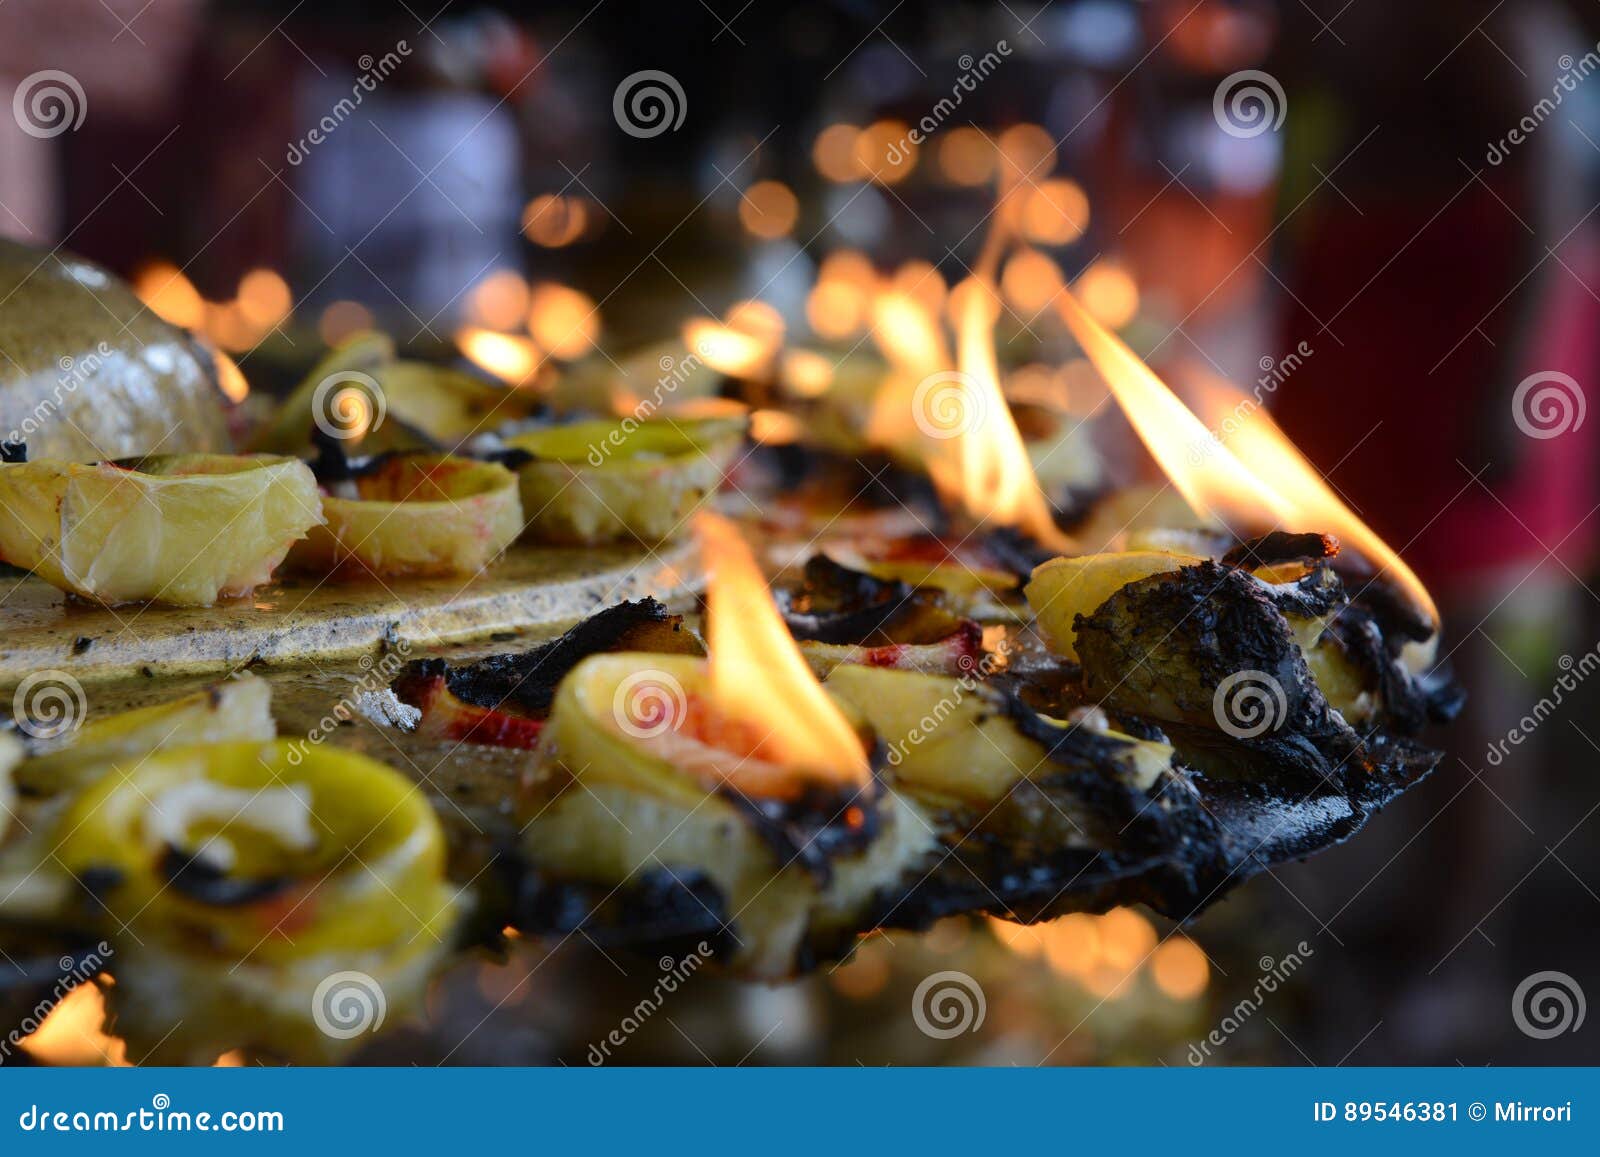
521,194 -> 589,247
1151,937 -> 1210,1000
805,281 -> 869,340
132,261 -> 205,330
1000,247 -> 1065,314
1073,258 -> 1141,329
856,120 -> 916,184
738,180 -> 800,239
780,349 -> 834,398
470,269 -> 532,331
997,124 -> 1057,187
318,300 -> 375,347
527,283 -> 599,360
457,327 -> 543,385
890,259 -> 948,320
939,127 -> 997,187
204,302 -> 262,353
236,268 -> 293,328
1020,179 -> 1090,246
812,123 -> 865,182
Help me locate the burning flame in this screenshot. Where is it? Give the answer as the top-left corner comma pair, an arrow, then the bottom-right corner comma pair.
19,983 -> 128,1066
946,280 -> 1070,547
1056,290 -> 1437,628
213,349 -> 251,403
456,328 -> 543,387
1184,369 -> 1440,626
694,512 -> 869,786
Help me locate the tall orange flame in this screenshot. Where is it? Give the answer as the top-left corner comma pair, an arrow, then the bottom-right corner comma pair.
1056,290 -> 1437,629
695,512 -> 869,785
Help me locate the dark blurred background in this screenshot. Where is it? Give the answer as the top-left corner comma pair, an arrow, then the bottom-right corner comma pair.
2,0 -> 1597,1065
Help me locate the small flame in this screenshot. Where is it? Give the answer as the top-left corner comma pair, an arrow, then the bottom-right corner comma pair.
945,279 -> 1072,548
19,983 -> 129,1066
527,283 -> 599,359
1057,290 -> 1438,628
695,512 -> 869,785
456,327 -> 544,386
213,349 -> 250,403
